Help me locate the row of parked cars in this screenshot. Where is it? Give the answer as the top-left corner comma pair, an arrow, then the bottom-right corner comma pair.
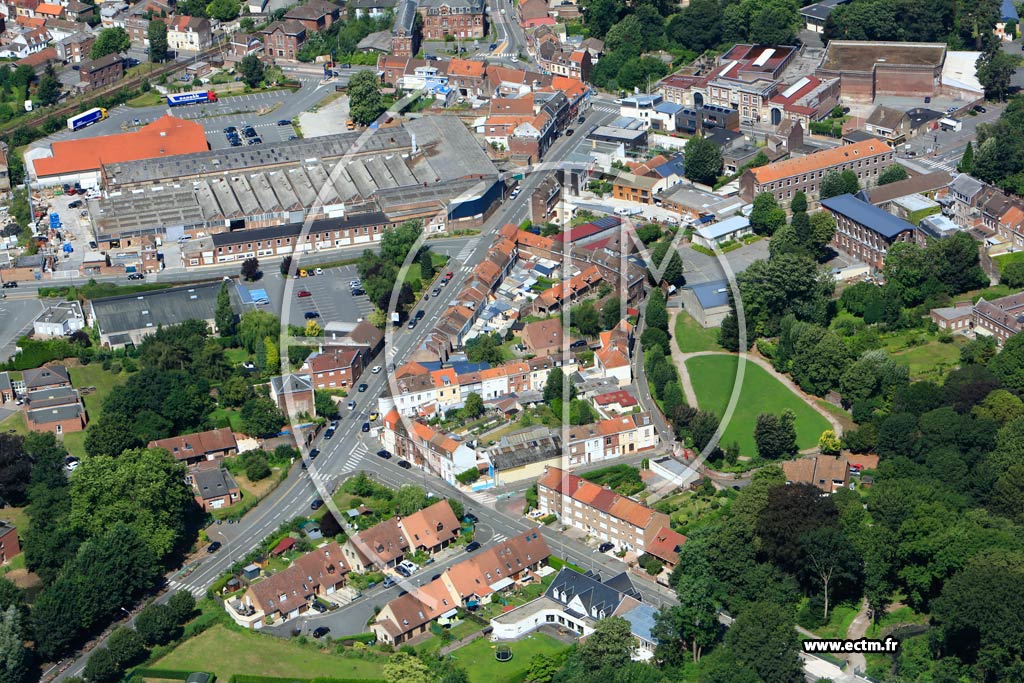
224,125 -> 262,147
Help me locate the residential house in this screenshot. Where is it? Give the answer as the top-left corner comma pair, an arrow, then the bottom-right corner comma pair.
946,173 -> 985,228
418,0 -> 486,40
437,530 -> 549,608
400,499 -> 460,553
148,427 -> 239,466
972,291 -> 1024,345
0,372 -> 13,403
595,319 -> 633,386
389,0 -> 418,57
226,32 -> 263,64
307,346 -> 368,390
782,455 -> 850,493
739,139 -> 895,209
864,105 -> 910,147
54,29 -> 93,63
0,523 -> 18,564
283,0 -> 340,33
342,518 -> 410,572
996,0 -> 1019,40
371,578 -> 460,644
537,466 -> 669,552
518,0 -> 550,27
268,374 -> 315,416
565,413 -> 658,466
22,385 -> 86,435
188,468 -> 240,511
643,527 -> 687,570
261,20 -> 306,62
821,193 -> 917,270
79,52 -> 123,90
233,542 -> 350,627
22,364 -> 71,391
767,75 -> 840,128
167,15 -> 212,51
520,317 -> 567,356
379,409 -> 478,484
679,279 -> 731,328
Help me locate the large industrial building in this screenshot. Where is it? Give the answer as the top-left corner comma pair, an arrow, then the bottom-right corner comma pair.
90,117 -> 502,254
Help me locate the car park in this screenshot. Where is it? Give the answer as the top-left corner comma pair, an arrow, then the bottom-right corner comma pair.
598,542 -> 615,553
224,126 -> 237,134
398,460 -> 412,469
465,541 -> 481,552
207,541 -> 222,553
243,127 -> 258,137
377,449 -> 392,459
312,627 -> 330,638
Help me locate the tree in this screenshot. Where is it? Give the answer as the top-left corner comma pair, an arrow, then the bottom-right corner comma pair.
463,392 -> 485,419
1001,261 -> 1024,287
977,49 -> 1018,101
134,603 -> 180,647
818,429 -> 841,455
105,627 -> 146,669
650,239 -> 684,286
878,164 -> 909,185
240,257 -> 260,281
605,15 -> 645,56
82,647 -> 120,683
544,368 -> 572,402
349,70 -> 386,126
90,28 -> 130,59
69,449 -> 194,561
800,526 -> 859,621
725,601 -> 804,683
395,485 -> 427,515
280,255 -> 293,276
167,591 -> 196,624
206,0 -> 240,20
464,333 -> 504,365
683,136 -> 723,186
653,573 -> 719,665
314,390 -> 339,419
215,282 -> 235,338
754,411 -> 798,459
575,616 -> 635,674
147,19 -> 168,62
264,336 -> 280,375
662,381 -> 685,416
601,298 -> 622,330
0,434 -> 30,507
418,249 -> 434,282
240,396 -> 284,436
35,64 -> 61,107
244,452 -> 271,481
525,653 -> 559,683
958,141 -> 974,173
237,310 -> 281,354
973,389 -> 1024,425
0,605 -> 34,683
820,170 -> 851,199
789,190 -> 808,214
384,653 -> 434,683
666,0 -> 722,51
645,288 -> 668,332
239,54 -> 265,88
304,320 -> 321,337
572,300 -> 600,336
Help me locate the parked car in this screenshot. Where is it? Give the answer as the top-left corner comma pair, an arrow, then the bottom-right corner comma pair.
65,457 -> 80,472
348,400 -> 357,410
68,200 -> 83,208
407,319 -> 418,329
362,422 -> 370,432
463,512 -> 479,524
383,575 -> 397,588
304,311 -> 320,319
297,290 -> 312,298
565,128 -> 574,136
465,541 -> 481,552
399,560 -> 418,573
358,383 -> 368,392
377,449 -> 392,459
398,459 -> 412,469
127,273 -> 145,280
396,564 -> 411,577
369,411 -> 379,422
371,365 -> 382,374
974,105 -> 987,113
312,627 -> 330,638
311,498 -> 324,510
206,541 -> 222,553
598,542 -> 615,553
1,282 -> 17,288
323,428 -> 335,439
432,287 -> 441,296
309,448 -> 320,460
310,601 -> 327,613
415,310 -> 425,320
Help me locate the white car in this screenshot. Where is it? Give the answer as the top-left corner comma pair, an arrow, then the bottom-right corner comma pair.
399,560 -> 418,574
371,365 -> 383,374
314,268 -> 323,275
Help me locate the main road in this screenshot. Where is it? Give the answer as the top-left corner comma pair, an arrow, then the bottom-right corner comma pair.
48,101 -> 667,681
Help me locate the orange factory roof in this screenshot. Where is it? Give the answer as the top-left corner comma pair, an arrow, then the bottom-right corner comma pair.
748,139 -> 889,185
34,114 -> 208,178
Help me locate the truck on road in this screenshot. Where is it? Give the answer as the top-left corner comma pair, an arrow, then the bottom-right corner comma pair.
166,90 -> 218,107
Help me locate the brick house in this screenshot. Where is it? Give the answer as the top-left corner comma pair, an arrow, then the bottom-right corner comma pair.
782,455 -> 850,493
23,386 -> 87,435
79,52 -> 123,90
418,0 -> 485,40
342,518 -> 409,572
0,523 -> 18,565
235,542 -> 349,626
22,364 -> 71,391
821,193 -> 916,270
261,20 -> 306,62
537,466 -> 669,552
268,374 -> 315,417
520,317 -> 567,356
307,346 -> 368,389
54,29 -> 93,62
400,500 -> 460,553
283,0 -> 340,32
188,467 -> 240,511
148,427 -> 239,466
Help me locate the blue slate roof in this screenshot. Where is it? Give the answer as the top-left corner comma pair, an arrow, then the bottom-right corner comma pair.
654,157 -> 686,178
684,279 -> 731,310
544,568 -> 635,620
820,194 -> 916,239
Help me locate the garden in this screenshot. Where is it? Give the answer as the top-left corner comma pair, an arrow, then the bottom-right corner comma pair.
447,632 -> 570,683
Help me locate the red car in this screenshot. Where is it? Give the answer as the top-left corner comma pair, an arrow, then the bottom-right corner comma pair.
446,272 -> 453,279
297,290 -> 312,298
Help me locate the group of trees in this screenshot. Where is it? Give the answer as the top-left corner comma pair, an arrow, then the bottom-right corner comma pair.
683,136 -> 724,187
824,0 -> 1001,50
766,191 -> 837,263
973,94 -> 1024,195
348,69 -> 388,126
570,298 -> 624,337
295,14 -> 392,64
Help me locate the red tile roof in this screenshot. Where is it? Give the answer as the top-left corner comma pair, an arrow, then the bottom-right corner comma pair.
749,140 -> 889,185
34,115 -> 208,178
645,527 -> 687,565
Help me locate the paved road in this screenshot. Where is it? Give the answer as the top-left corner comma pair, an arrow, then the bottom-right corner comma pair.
488,0 -> 528,59
0,297 -> 45,363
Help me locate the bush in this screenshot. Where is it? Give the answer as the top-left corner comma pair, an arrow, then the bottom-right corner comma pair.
135,603 -> 181,646
129,669 -> 195,681
539,514 -> 558,525
245,453 -> 272,481
167,590 -> 197,623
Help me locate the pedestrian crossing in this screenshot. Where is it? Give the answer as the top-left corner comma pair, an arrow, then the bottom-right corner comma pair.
467,488 -> 496,506
915,156 -> 957,173
168,579 -> 207,599
491,533 -> 507,544
591,104 -> 618,114
455,241 -> 477,262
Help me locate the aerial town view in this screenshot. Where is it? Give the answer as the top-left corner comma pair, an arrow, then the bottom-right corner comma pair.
0,0 -> 1022,681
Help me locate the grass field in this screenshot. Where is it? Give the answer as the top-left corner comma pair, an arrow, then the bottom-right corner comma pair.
673,310 -> 721,353
449,632 -> 569,683
70,362 -> 128,417
881,332 -> 967,382
684,355 -> 830,456
153,624 -> 387,680
994,251 -> 1024,272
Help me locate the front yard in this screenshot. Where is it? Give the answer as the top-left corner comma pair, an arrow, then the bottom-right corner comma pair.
152,624 -> 388,681
448,631 -> 570,683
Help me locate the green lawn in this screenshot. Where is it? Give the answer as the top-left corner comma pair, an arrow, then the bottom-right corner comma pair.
126,90 -> 164,108
673,310 -> 722,353
0,411 -> 28,436
953,284 -> 1019,304
994,251 -> 1024,272
70,362 -> 128,418
153,624 -> 387,680
449,632 -> 570,683
210,406 -> 244,432
882,332 -> 967,382
684,355 -> 830,456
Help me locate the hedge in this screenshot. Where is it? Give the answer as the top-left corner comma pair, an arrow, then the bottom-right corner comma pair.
129,668 -> 198,680
338,632 -> 376,644
228,676 -> 384,683
547,556 -> 584,573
